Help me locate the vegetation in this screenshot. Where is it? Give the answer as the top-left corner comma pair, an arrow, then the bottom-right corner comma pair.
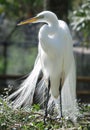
0,93 -> 90,130
70,0 -> 90,47
0,0 -> 43,18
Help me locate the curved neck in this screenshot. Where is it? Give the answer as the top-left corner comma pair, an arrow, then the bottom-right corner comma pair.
39,19 -> 59,54
47,20 -> 59,36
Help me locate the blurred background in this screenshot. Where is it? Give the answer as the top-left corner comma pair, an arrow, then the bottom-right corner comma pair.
0,0 -> 90,102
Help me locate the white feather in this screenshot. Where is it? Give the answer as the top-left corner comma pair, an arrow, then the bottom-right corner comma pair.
53,57 -> 79,121
8,54 -> 41,108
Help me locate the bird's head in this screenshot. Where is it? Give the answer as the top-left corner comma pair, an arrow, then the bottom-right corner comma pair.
17,11 -> 58,26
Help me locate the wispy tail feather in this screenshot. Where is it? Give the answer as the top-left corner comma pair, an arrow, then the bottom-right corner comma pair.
33,78 -> 47,107
58,58 -> 79,121
8,55 -> 42,108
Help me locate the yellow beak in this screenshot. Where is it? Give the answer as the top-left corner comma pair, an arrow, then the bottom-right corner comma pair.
17,16 -> 38,26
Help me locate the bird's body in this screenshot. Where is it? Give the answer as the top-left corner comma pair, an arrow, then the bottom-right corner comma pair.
8,11 -> 79,121
39,21 -> 70,98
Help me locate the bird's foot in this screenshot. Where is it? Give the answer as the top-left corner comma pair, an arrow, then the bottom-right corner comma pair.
43,114 -> 52,125
43,112 -> 64,125
44,114 -> 47,125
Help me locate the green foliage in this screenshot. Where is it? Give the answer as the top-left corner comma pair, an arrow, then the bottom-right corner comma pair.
70,0 -> 90,46
0,96 -> 90,130
0,0 -> 43,18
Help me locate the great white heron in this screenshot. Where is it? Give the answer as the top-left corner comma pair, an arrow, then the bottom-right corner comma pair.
8,11 -> 79,122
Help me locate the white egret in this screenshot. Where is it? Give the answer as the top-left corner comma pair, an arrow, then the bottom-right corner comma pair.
8,11 -> 79,122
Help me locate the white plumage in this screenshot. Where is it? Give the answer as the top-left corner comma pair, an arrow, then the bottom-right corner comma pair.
8,11 -> 79,121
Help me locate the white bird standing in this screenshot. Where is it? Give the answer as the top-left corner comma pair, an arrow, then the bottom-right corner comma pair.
8,11 -> 79,122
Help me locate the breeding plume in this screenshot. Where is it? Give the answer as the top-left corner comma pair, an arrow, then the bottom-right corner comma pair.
8,11 -> 79,121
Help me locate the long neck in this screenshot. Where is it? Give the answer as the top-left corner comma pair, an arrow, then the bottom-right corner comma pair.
39,20 -> 59,54
47,19 -> 59,36
39,20 -> 59,37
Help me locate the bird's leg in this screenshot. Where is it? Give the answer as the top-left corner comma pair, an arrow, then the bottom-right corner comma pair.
44,78 -> 50,124
59,78 -> 63,118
